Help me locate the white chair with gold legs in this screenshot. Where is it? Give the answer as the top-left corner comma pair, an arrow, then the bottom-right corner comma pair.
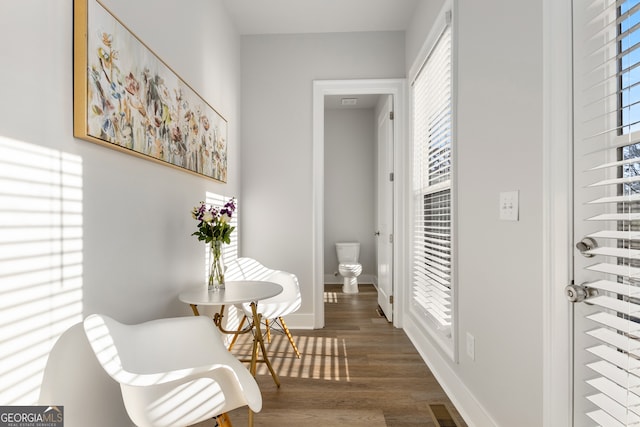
39,323 -> 133,427
226,257 -> 302,358
83,314 -> 262,427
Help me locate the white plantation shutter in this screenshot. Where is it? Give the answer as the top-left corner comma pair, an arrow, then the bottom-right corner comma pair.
574,0 -> 640,424
411,18 -> 453,336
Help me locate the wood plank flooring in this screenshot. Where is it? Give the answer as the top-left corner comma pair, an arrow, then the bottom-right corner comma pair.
195,284 -> 467,427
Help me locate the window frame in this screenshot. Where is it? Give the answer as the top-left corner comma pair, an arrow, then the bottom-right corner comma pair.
408,0 -> 457,360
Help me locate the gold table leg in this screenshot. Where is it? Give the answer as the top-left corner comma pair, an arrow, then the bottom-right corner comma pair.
189,304 -> 200,316
227,315 -> 247,351
249,302 -> 280,387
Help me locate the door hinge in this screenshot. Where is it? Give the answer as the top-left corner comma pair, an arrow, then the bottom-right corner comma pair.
389,172 -> 394,182
389,111 -> 394,120
389,295 -> 394,304
389,234 -> 393,244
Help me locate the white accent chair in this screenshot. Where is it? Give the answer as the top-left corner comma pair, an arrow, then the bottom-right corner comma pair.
39,323 -> 134,427
225,257 -> 302,358
83,314 -> 262,427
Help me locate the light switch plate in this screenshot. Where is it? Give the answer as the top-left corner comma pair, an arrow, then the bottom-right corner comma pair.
499,191 -> 519,221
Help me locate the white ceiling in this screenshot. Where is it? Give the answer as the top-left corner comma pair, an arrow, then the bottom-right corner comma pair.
221,0 -> 421,35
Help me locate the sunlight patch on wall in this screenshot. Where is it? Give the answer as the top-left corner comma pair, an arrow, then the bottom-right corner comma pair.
0,136 -> 83,404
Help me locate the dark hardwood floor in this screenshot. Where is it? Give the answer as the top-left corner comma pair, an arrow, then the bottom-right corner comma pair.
197,284 -> 467,426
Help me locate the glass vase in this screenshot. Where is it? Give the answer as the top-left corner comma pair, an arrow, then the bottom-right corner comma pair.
208,240 -> 225,291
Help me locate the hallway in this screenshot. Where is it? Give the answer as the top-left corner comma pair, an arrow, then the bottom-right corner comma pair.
221,284 -> 467,426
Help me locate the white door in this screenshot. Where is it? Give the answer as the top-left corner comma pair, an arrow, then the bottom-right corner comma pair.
572,1 -> 640,424
376,95 -> 394,321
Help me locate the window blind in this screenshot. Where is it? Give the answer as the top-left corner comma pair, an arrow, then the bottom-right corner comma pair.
574,0 -> 640,424
411,22 -> 453,335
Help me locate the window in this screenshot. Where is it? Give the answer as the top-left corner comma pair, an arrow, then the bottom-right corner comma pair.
620,0 -> 640,135
619,0 -> 640,262
410,10 -> 454,346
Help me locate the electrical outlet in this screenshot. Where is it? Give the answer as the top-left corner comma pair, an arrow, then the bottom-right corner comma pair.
466,332 -> 475,361
499,191 -> 519,221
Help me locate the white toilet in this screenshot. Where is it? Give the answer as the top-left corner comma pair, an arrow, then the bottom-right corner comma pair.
336,242 -> 362,294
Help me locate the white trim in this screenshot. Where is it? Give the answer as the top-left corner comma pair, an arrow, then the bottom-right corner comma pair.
312,83 -> 325,329
542,0 -> 573,425
450,0 -> 459,366
408,308 -> 454,359
323,274 -> 377,286
407,0 -> 458,361
323,274 -> 341,285
408,3 -> 451,85
312,79 -> 407,329
404,318 -> 498,427
277,313 -> 315,330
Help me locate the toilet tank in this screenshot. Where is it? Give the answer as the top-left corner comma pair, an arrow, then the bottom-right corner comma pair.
335,242 -> 360,263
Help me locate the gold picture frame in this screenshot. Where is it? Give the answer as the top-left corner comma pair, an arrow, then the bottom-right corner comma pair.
73,0 -> 228,182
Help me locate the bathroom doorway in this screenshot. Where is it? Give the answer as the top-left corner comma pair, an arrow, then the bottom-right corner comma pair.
312,79 -> 406,328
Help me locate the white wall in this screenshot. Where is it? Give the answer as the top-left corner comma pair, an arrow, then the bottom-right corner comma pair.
240,31 -> 405,325
405,0 -> 446,73
403,1 -> 544,426
323,108 -> 376,281
0,0 -> 240,404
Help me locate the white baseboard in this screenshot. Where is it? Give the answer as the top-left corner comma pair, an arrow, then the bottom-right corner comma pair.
278,313 -> 315,330
404,317 -> 498,427
323,274 -> 342,285
323,274 -> 376,285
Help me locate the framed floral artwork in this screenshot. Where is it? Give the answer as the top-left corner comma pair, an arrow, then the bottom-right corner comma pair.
73,0 -> 228,182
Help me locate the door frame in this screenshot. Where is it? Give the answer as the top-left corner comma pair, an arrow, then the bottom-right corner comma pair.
312,79 -> 407,328
376,94 -> 394,321
542,0 -> 572,425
